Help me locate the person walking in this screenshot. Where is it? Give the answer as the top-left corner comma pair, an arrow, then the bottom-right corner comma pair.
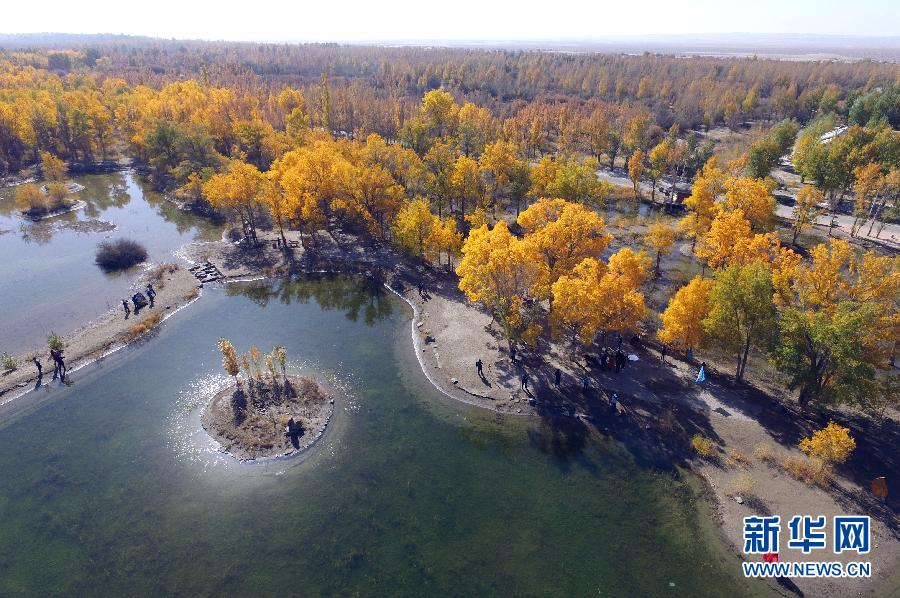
509,346 -> 516,363
660,344 -> 667,363
147,287 -> 156,308
56,352 -> 66,380
554,368 -> 561,388
122,298 -> 131,319
475,358 -> 484,377
696,361 -> 706,383
521,373 -> 529,392
33,356 -> 42,378
581,375 -> 589,392
50,349 -> 60,379
610,392 -> 618,412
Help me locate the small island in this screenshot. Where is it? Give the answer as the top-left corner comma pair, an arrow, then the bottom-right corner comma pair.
202,340 -> 334,461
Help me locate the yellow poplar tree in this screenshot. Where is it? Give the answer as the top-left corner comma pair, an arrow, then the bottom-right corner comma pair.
658,276 -> 715,350
723,176 -> 776,230
644,220 -> 677,276
518,198 -> 612,283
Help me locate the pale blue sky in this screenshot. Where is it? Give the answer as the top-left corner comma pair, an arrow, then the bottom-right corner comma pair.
3,0 -> 898,41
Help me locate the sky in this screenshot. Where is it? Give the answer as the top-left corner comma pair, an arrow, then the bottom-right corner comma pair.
2,0 -> 899,41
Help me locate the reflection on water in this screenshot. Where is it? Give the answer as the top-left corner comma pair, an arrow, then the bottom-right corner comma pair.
0,280 -> 769,596
0,170 -> 222,353
226,275 -> 394,325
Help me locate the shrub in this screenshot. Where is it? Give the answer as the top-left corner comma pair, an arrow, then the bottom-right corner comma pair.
1,352 -> 17,371
726,471 -> 755,498
47,332 -> 65,352
799,422 -> 856,464
753,442 -> 777,464
691,434 -> 716,459
95,239 -> 148,271
126,312 -> 163,341
781,454 -> 831,487
15,183 -> 50,216
727,448 -> 752,468
184,287 -> 200,301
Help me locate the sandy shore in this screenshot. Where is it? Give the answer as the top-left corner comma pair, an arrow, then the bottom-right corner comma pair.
0,264 -> 201,405
2,231 -> 897,596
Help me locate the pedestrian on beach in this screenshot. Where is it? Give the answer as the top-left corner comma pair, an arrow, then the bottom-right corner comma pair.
554,368 -> 561,388
56,352 -> 66,379
147,287 -> 156,308
475,358 -> 483,376
521,373 -> 529,392
696,361 -> 706,383
122,298 -> 130,318
33,356 -> 42,377
50,349 -> 60,379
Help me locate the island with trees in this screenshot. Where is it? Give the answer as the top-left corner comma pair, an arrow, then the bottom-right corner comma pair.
203,340 -> 334,460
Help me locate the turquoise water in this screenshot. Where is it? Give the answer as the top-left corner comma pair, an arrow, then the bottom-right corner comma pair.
0,172 -> 221,353
0,278 -> 770,596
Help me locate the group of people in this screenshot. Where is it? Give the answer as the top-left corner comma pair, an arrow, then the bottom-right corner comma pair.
32,348 -> 66,381
122,282 -> 156,318
592,348 -> 630,373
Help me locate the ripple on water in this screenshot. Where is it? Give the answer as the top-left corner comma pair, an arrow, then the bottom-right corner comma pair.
166,360 -> 360,474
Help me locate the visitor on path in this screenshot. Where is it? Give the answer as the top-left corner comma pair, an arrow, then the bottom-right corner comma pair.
581,375 -> 589,392
687,347 -> 693,362
147,287 -> 156,308
475,358 -> 483,376
509,346 -> 516,362
33,356 -> 42,377
610,392 -> 618,412
122,298 -> 130,318
696,362 -> 706,383
660,344 -> 667,363
50,349 -> 60,379
146,281 -> 154,295
554,368 -> 561,388
57,353 -> 66,379
521,373 -> 529,392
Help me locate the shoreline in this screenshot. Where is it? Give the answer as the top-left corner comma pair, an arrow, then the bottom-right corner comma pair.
1,235 -> 897,596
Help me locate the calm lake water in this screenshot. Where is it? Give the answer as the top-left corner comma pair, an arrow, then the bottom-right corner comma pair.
0,278 -> 771,596
0,171 -> 221,354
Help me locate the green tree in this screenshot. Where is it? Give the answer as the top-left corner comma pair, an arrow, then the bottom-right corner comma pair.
772,303 -> 875,408
703,262 -> 776,382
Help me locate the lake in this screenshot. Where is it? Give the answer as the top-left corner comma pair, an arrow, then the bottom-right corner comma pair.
0,277 -> 771,596
0,171 -> 221,354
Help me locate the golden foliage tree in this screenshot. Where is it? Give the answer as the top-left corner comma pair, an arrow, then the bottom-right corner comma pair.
517,198 -> 612,283
644,220 -> 677,276
799,422 -> 856,464
658,276 -> 715,350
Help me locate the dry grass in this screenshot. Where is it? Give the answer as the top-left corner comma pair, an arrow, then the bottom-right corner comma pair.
149,263 -> 179,289
753,442 -> 777,464
726,471 -> 756,498
781,454 -> 831,487
726,448 -> 753,469
691,434 -> 717,459
126,312 -> 163,341
184,287 -> 200,301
